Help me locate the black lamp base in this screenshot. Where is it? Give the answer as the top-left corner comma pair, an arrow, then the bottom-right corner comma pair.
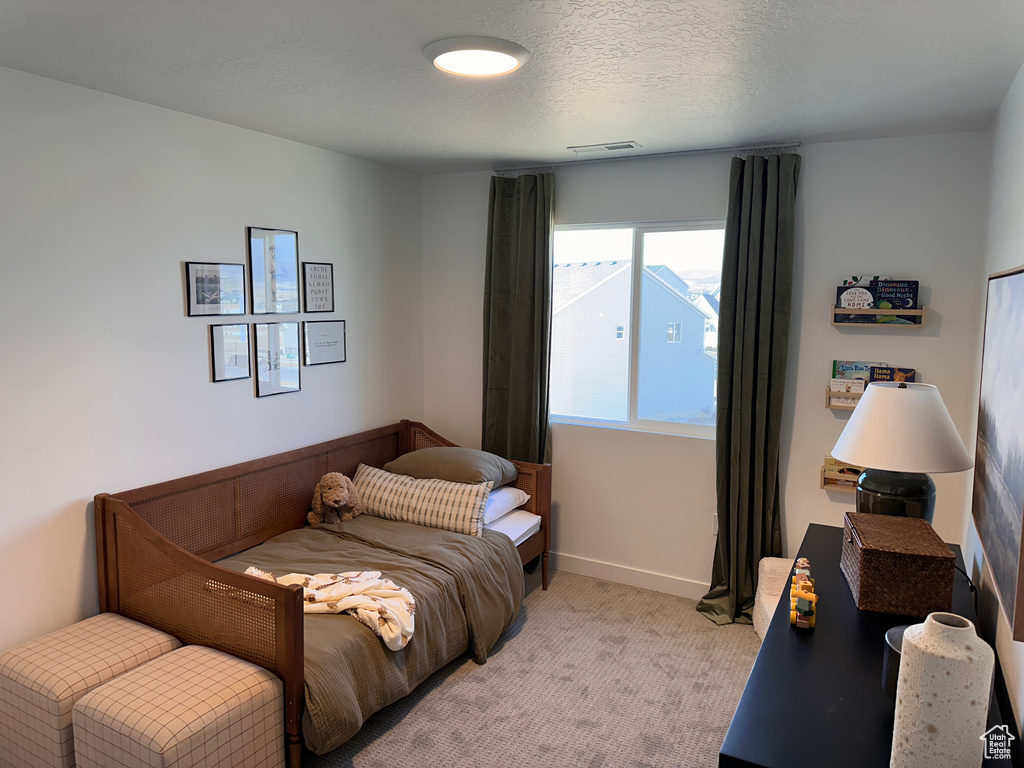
856,469 -> 936,524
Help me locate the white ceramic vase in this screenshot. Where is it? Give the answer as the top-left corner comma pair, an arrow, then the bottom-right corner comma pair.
891,612 -> 994,768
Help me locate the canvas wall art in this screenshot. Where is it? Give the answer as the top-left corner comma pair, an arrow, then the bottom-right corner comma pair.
972,265 -> 1024,639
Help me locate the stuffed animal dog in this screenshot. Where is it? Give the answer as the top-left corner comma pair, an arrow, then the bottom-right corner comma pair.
308,472 -> 362,525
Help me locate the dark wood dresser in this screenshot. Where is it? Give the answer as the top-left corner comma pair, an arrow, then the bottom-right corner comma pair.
719,523 -> 1021,768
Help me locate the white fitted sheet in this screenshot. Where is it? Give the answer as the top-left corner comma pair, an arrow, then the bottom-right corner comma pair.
484,509 -> 541,547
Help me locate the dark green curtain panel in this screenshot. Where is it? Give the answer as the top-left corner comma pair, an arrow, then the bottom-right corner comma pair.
482,173 -> 554,464
697,153 -> 801,626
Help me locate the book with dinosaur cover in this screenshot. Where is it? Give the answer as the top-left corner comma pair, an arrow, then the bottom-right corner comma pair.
871,279 -> 919,310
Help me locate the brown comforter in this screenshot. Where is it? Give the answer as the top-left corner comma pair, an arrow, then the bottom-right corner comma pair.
217,515 -> 524,754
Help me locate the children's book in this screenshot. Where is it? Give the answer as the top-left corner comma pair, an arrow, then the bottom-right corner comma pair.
833,360 -> 886,380
869,367 -> 917,383
871,280 -> 919,310
830,378 -> 865,393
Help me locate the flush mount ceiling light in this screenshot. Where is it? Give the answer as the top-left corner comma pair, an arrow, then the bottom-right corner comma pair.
423,36 -> 530,77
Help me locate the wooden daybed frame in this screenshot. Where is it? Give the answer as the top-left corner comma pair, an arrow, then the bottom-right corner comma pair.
94,420 -> 551,767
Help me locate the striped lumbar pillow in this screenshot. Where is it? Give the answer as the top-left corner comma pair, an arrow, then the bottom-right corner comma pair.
352,464 -> 492,536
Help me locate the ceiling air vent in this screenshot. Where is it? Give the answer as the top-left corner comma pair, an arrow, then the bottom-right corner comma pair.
568,141 -> 642,155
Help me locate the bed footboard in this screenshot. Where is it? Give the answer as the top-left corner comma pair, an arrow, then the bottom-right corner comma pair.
95,495 -> 306,766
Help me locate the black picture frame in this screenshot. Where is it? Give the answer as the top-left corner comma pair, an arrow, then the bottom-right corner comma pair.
248,227 -> 299,315
303,320 -> 346,366
254,322 -> 301,397
185,262 -> 245,316
210,323 -> 251,382
303,262 -> 335,313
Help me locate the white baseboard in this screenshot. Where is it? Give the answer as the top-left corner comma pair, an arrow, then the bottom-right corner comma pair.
549,552 -> 710,601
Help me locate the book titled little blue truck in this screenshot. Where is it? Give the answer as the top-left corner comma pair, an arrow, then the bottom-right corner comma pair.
833,361 -> 886,380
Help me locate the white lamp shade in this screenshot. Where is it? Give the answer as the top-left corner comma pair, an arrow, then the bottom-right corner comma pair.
831,383 -> 973,474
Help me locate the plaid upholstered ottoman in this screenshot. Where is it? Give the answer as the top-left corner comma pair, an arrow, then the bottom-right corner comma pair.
0,613 -> 181,768
72,645 -> 284,768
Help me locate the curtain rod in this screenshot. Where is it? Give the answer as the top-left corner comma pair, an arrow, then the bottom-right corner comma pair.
493,141 -> 801,174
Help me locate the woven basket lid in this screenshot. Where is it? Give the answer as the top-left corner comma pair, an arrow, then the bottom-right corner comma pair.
846,512 -> 954,558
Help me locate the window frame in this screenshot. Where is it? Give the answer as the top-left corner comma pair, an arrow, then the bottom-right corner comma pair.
550,219 -> 725,440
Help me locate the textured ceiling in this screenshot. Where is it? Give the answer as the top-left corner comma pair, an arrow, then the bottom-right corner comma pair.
1,1 -> 1023,173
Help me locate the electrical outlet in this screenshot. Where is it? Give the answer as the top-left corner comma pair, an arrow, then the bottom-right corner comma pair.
712,514 -> 719,536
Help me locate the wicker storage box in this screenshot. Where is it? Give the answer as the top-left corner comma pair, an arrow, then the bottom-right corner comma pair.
840,512 -> 954,616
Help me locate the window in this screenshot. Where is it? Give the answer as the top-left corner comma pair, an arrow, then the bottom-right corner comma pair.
549,221 -> 725,436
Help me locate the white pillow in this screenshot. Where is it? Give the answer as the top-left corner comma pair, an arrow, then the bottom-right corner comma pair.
483,486 -> 531,525
353,464 -> 491,536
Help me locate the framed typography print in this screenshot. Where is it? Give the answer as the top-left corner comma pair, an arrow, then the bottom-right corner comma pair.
303,320 -> 346,366
303,262 -> 335,313
185,262 -> 245,316
972,264 -> 1024,639
254,322 -> 301,397
248,227 -> 299,314
210,323 -> 250,382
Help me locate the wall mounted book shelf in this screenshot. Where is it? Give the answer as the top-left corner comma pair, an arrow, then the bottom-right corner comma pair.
830,306 -> 928,328
825,386 -> 863,410
820,464 -> 858,493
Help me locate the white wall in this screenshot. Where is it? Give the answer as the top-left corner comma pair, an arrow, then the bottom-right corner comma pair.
786,133 -> 991,553
420,133 -> 992,600
420,171 -> 491,449
0,67 -> 424,652
968,58 -> 1024,730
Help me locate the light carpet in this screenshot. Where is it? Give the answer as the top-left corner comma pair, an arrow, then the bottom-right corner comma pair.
305,568 -> 760,768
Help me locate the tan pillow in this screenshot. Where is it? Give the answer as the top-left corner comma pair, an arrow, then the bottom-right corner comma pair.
353,464 -> 491,536
383,446 -> 518,488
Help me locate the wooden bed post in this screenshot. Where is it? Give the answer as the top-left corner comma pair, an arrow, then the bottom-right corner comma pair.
279,583 -> 305,768
399,419 -> 414,455
94,493 -> 119,613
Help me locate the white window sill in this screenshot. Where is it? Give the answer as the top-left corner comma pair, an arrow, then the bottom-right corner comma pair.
550,416 -> 715,441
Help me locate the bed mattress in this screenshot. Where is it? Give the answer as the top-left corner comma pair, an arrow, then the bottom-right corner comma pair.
217,515 -> 524,754
484,509 -> 542,546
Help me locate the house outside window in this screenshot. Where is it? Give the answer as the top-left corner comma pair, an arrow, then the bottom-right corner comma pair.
549,221 -> 725,438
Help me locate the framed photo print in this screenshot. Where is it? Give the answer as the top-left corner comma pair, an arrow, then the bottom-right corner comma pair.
185,262 -> 245,316
254,322 -> 301,397
303,320 -> 346,365
972,264 -> 1024,639
210,323 -> 250,382
248,227 -> 299,314
303,262 -> 335,313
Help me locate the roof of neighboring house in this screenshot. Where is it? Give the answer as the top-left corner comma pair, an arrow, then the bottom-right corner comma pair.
552,261 -> 630,312
702,293 -> 720,315
553,261 -> 716,322
643,269 -> 716,321
647,265 -> 691,296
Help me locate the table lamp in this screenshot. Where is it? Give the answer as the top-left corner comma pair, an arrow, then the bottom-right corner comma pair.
831,382 -> 973,523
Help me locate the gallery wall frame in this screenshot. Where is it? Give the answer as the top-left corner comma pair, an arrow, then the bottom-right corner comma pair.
303,320 -> 346,366
210,323 -> 251,382
185,262 -> 245,316
972,264 -> 1024,640
248,227 -> 300,315
254,321 -> 301,397
303,262 -> 335,313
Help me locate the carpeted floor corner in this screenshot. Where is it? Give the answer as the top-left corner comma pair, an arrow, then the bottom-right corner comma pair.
306,568 -> 760,768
